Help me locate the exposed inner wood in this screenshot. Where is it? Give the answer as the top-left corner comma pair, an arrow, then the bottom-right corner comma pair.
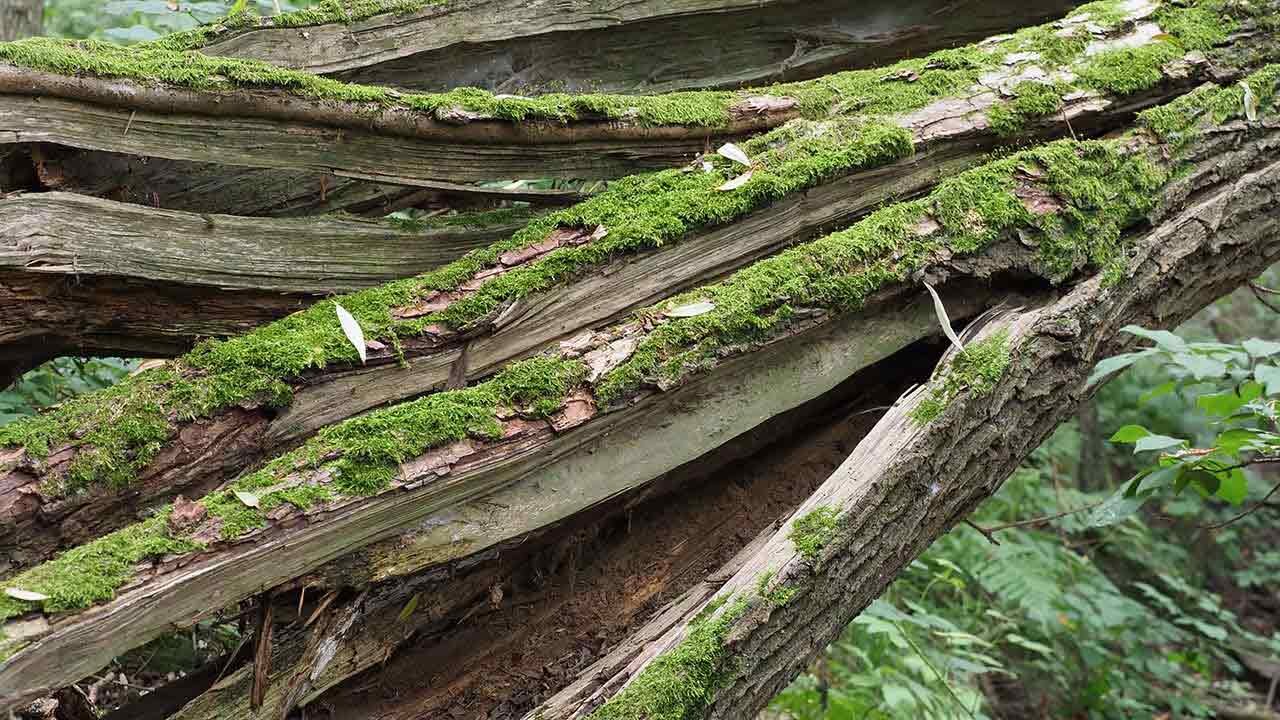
0,63 -> 1199,569
528,123 -> 1280,720
0,277 -> 998,709
168,339 -> 944,720
316,0 -> 1082,95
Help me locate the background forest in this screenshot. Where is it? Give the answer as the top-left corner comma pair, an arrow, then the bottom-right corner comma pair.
4,2 -> 1279,717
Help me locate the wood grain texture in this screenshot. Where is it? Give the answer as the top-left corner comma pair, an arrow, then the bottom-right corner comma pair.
199,0 -> 1080,95
0,45 -> 1211,570
527,121 -> 1280,720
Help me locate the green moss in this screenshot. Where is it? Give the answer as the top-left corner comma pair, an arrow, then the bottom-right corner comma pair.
789,507 -> 841,564
0,0 -> 1231,493
587,595 -> 749,720
595,139 -> 1168,403
910,331 -> 1012,424
987,81 -> 1068,136
1138,63 -> 1280,149
755,570 -> 798,608
1077,2 -> 1238,95
0,510 -> 198,624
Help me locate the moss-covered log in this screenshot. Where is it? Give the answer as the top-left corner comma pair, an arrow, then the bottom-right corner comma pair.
167,0 -> 1081,95
3,0 -> 1261,570
0,0 -> 1247,212
4,64 -> 1278,709
526,114 -> 1280,720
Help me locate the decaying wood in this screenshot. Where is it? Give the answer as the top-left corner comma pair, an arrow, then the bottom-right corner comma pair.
11,145 -> 587,215
0,192 -> 518,293
0,66 -> 799,187
0,193 -> 521,381
0,18 -> 1225,568
527,117 -> 1280,720
164,349 -> 939,720
194,0 -> 1080,94
0,276 -> 1002,709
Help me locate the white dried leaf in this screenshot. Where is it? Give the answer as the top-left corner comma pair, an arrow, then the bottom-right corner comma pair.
717,170 -> 754,192
716,142 -> 752,167
665,301 -> 716,318
923,282 -> 965,353
233,490 -> 261,508
5,587 -> 50,602
335,302 -> 367,364
701,160 -> 714,173
1240,81 -> 1259,122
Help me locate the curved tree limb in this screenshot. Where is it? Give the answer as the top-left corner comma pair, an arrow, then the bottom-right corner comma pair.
0,0 -> 1243,568
526,118 -> 1280,720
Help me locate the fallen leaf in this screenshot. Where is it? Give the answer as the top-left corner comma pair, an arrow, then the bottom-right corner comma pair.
5,587 -> 49,602
717,170 -> 754,192
701,160 -> 714,173
397,593 -> 420,623
923,282 -> 965,353
665,301 -> 716,318
717,142 -> 752,167
234,490 -> 261,508
1240,80 -> 1259,122
335,303 -> 367,364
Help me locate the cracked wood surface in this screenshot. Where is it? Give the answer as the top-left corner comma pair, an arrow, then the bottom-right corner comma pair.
526,120 -> 1280,720
165,347 -> 939,720
0,38 -> 1211,569
196,0 -> 1080,95
0,279 -> 998,710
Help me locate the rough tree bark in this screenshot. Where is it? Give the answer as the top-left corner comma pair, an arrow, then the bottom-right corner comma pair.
5,0 -> 1268,569
0,0 -> 39,43
1,1 -> 1278,718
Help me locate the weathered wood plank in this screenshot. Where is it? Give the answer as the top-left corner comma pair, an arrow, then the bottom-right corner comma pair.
193,0 -> 1080,94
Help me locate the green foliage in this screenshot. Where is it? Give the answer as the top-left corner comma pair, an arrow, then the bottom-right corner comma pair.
44,0 -> 312,44
771,431 -> 1280,719
1088,325 -> 1280,525
0,357 -> 137,425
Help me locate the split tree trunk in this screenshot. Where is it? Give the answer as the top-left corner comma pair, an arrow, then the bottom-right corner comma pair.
2,1 -> 1279,718
5,0 -> 1269,568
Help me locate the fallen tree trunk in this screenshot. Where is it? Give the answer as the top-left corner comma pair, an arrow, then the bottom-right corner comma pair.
525,114 -> 1280,720
0,0 -> 1196,216
3,0 -> 1258,568
175,0 -> 1081,94
3,65 -> 1277,709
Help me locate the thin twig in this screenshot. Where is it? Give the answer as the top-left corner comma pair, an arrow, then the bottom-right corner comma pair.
1249,282 -> 1280,314
1200,480 -> 1280,530
965,500 -> 1105,545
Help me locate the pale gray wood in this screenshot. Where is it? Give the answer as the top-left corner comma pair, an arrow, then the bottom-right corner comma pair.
0,0 -> 40,42
196,0 -> 1080,95
527,122 -> 1280,720
0,192 -> 518,293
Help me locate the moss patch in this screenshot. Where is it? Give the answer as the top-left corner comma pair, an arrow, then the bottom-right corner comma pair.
1138,63 -> 1280,149
987,81 -> 1068,136
0,0 -> 1243,495
594,138 -> 1168,403
789,506 -> 841,564
587,595 -> 749,720
910,331 -> 1012,424
161,0 -> 443,51
0,509 -> 198,624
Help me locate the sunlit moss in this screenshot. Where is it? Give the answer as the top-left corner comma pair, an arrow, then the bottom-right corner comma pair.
910,331 -> 1012,424
789,506 -> 841,564
588,595 -> 749,720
